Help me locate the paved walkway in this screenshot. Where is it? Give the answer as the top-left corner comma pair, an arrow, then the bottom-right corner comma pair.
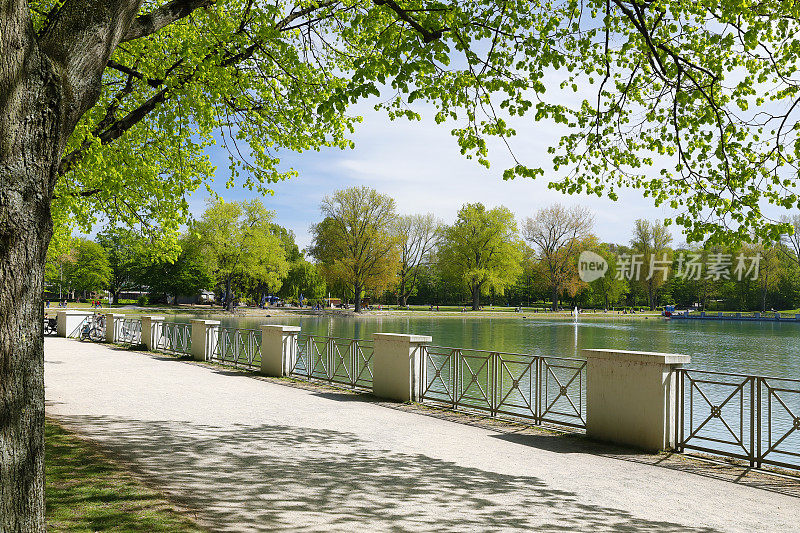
44,338 -> 799,532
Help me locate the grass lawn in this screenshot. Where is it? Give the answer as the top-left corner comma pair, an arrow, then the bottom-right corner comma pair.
46,418 -> 205,532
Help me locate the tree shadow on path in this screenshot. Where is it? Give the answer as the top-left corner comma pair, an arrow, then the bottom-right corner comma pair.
55,415 -> 721,533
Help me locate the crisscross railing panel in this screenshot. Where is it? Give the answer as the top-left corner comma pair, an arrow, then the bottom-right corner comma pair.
760,376 -> 800,470
155,322 -> 192,355
211,327 -> 262,368
420,346 -> 586,429
677,369 -> 757,464
420,345 -> 457,406
677,369 -> 800,470
456,350 -> 493,412
352,339 -> 374,388
115,318 -> 142,345
539,357 -> 586,428
292,334 -> 373,389
494,352 -> 538,420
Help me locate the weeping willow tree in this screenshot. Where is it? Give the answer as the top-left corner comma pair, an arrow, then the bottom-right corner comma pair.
4,0 -> 800,528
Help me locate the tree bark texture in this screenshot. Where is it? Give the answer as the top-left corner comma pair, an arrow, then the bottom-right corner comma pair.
1,1 -> 145,528
354,282 -> 363,312
1,6 -> 62,530
471,284 -> 480,311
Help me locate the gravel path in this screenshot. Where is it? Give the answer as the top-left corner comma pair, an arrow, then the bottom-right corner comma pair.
44,337 -> 799,532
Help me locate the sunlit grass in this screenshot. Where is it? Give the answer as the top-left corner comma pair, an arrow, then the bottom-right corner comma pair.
46,419 -> 205,532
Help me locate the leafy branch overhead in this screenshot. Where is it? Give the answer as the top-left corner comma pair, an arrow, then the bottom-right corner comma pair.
26,0 -> 800,244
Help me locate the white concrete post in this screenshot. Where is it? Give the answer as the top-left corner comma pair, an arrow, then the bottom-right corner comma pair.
56,310 -> 93,338
582,349 -> 690,452
191,319 -> 220,361
372,333 -> 432,402
104,313 -> 125,343
141,316 -> 165,351
259,325 -> 301,376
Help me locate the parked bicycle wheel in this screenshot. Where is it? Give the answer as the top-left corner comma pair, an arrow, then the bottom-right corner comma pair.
89,325 -> 105,342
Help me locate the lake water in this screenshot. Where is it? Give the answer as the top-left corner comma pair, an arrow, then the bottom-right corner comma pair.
191,314 -> 800,378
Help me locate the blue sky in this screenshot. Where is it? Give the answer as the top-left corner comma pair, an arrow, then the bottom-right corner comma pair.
189,100 -> 682,251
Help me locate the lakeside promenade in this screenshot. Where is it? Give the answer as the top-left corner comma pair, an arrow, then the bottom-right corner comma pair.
45,337 -> 799,532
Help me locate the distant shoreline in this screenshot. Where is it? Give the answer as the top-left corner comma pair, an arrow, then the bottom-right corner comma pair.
46,304 -> 666,320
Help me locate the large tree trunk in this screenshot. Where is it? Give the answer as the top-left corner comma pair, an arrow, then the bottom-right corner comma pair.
0,224 -> 50,532
2,1 -> 198,527
354,282 -> 362,312
551,285 -> 559,312
225,277 -> 233,311
1,16 -> 63,530
398,278 -> 406,307
648,282 -> 656,310
471,284 -> 480,311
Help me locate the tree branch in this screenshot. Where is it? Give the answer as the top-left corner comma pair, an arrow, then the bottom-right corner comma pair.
373,0 -> 447,43
106,60 -> 163,88
122,0 -> 216,42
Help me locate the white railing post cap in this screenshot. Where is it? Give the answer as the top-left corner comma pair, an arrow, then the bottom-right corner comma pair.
190,319 -> 220,326
581,349 -> 690,365
260,324 -> 301,333
56,310 -> 94,316
372,333 -> 432,344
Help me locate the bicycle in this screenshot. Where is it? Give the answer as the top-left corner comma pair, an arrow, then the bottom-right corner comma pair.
79,314 -> 106,342
43,316 -> 57,335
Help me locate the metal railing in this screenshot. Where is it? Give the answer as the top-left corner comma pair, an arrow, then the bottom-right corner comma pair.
420,346 -> 587,429
155,322 -> 192,355
676,369 -> 800,470
211,327 -> 262,368
292,334 -> 374,389
114,318 -> 142,345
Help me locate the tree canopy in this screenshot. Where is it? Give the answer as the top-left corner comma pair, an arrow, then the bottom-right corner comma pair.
13,0 -> 800,247
67,239 -> 112,297
630,219 -> 674,310
396,213 -> 441,307
194,199 -> 288,309
523,204 -> 594,311
140,234 -> 215,302
309,186 -> 400,311
438,203 -> 522,310
279,260 -> 327,302
96,227 -> 148,304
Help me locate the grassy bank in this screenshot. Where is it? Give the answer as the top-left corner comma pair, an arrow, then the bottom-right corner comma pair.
46,419 -> 204,532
